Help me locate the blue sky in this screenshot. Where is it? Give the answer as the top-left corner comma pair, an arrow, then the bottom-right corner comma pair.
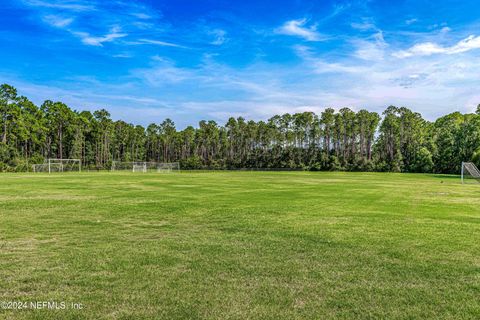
1,0 -> 480,127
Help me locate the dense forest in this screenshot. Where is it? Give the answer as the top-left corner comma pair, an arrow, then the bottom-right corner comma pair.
1,83 -> 479,173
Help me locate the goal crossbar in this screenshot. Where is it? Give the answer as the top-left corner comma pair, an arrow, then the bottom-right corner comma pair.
32,158 -> 81,173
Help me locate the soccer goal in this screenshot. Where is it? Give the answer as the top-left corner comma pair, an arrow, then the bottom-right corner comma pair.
156,162 -> 180,173
461,162 -> 480,183
32,159 -> 81,173
132,162 -> 147,173
111,161 -> 180,173
112,161 -> 147,172
111,161 -> 132,171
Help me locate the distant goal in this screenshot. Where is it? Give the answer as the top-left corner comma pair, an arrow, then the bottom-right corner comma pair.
156,162 -> 180,173
111,161 -> 180,173
32,159 -> 81,173
461,162 -> 480,184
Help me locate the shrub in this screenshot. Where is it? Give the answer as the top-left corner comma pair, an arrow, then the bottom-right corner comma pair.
413,147 -> 434,173
181,155 -> 203,169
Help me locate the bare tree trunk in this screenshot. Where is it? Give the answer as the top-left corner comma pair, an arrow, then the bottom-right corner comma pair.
2,121 -> 6,144
58,126 -> 63,159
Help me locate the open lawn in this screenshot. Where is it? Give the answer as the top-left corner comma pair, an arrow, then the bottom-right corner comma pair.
0,171 -> 479,319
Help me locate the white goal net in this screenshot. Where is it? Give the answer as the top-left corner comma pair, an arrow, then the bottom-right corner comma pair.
32,159 -> 81,173
111,161 -> 180,173
132,163 -> 147,173
156,162 -> 180,173
461,162 -> 480,183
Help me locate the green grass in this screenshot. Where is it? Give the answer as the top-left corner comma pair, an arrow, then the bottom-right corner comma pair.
0,171 -> 479,319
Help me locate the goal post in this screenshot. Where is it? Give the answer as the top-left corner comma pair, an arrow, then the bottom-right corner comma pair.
111,161 -> 135,171
32,159 -> 81,173
132,162 -> 147,173
111,161 -> 148,172
461,162 -> 480,184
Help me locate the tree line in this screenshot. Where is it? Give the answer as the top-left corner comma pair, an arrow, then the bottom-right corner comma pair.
1,83 -> 479,173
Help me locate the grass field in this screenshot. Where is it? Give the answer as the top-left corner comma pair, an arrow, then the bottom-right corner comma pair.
0,171 -> 479,319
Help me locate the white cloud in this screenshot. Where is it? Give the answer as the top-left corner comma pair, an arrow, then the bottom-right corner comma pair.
131,57 -> 196,84
131,12 -> 152,20
135,39 -> 186,48
294,45 -> 368,73
276,18 -> 322,41
73,26 -> 127,46
24,0 -> 163,48
209,29 -> 227,45
324,3 -> 350,21
405,18 -> 418,25
393,73 -> 429,88
440,27 -> 451,33
42,14 -> 74,28
351,22 -> 376,31
353,32 -> 387,61
112,53 -> 132,58
394,35 -> 480,58
23,0 -> 95,11
351,18 -> 378,32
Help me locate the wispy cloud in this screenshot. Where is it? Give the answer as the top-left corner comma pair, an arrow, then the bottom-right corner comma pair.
351,21 -> 376,31
351,16 -> 380,32
440,26 -> 451,33
325,3 -> 350,20
22,0 -> 163,47
73,26 -> 127,46
112,53 -> 133,58
42,14 -> 74,28
393,35 -> 480,58
393,73 -> 428,88
134,39 -> 187,48
131,56 -> 196,84
353,31 -> 387,61
294,45 -> 367,74
23,0 -> 96,11
131,12 -> 152,20
209,29 -> 227,45
405,18 -> 418,25
276,18 -> 323,41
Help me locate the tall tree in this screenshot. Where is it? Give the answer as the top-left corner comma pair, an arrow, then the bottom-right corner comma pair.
0,84 -> 18,144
